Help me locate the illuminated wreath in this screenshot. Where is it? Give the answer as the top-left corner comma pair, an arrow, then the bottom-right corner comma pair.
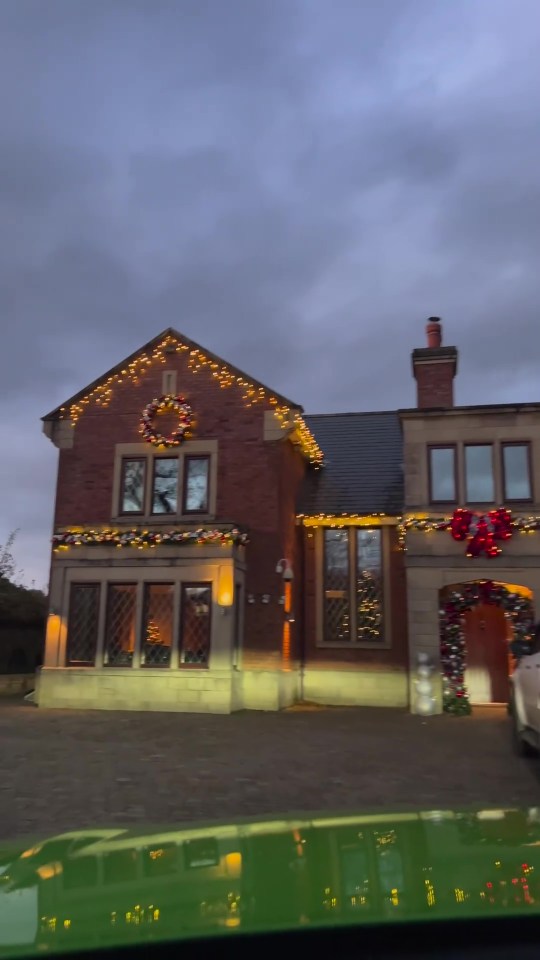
140,395 -> 192,448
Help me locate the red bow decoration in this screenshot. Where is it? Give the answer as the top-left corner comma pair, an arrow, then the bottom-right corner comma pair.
450,508 -> 513,558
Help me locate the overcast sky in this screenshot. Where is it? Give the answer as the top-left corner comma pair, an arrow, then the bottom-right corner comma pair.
1,0 -> 539,588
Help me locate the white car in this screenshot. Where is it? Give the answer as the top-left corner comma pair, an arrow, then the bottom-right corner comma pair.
510,631 -> 540,755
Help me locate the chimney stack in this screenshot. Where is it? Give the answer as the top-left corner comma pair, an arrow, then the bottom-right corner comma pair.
412,317 -> 458,408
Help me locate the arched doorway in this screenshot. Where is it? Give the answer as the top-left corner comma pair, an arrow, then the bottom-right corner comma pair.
439,580 -> 534,714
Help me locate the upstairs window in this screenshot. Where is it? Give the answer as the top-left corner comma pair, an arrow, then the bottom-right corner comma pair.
152,458 -> 179,514
429,446 -> 456,503
502,443 -> 532,501
465,444 -> 494,503
120,459 -> 146,514
116,450 -> 214,518
183,456 -> 210,514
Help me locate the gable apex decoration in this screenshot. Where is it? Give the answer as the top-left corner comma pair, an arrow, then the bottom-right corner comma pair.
42,328 -> 324,467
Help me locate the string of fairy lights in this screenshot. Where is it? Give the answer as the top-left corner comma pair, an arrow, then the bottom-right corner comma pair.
296,511 -> 540,551
52,511 -> 540,553
58,332 -> 324,467
52,527 -> 249,551
398,512 -> 540,550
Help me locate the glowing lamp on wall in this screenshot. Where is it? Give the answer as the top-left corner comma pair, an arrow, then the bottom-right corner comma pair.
217,566 -> 234,613
46,610 -> 63,657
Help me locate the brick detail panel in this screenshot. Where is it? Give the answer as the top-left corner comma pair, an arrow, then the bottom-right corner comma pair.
414,360 -> 455,408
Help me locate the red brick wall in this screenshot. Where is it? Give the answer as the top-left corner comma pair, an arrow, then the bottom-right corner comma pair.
52,350 -> 307,665
414,360 -> 455,408
302,526 -> 408,671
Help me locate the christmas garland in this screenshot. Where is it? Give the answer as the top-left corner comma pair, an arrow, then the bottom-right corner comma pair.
402,508 -> 540,558
53,527 -> 248,549
140,395 -> 192,447
441,580 -> 534,715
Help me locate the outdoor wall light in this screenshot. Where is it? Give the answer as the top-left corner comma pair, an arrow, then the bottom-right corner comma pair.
275,558 -> 294,581
261,594 -> 270,604
247,594 -> 256,605
286,612 -> 296,624
217,566 -> 234,613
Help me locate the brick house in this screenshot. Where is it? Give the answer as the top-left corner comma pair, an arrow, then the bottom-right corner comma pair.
39,319 -> 539,716
39,327 -> 407,714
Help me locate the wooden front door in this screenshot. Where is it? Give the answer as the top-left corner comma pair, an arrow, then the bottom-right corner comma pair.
464,603 -> 510,704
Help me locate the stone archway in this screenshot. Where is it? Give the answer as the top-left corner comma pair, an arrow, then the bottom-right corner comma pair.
439,580 -> 534,714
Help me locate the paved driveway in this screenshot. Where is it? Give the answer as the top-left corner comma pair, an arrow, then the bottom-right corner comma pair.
1,702 -> 538,841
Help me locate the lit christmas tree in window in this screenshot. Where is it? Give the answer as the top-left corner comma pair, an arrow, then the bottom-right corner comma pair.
146,619 -> 161,644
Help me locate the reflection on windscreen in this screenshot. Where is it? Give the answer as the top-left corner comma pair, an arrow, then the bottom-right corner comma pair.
1,808 -> 540,954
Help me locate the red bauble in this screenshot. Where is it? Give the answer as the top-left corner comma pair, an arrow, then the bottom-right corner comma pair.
451,509 -> 472,542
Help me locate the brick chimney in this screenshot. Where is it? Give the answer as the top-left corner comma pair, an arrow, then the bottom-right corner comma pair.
412,317 -> 458,408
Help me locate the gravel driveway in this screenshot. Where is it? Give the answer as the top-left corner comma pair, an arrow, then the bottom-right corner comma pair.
1,702 -> 538,841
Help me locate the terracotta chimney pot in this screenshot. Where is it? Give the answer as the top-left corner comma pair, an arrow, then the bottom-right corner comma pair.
426,316 -> 442,348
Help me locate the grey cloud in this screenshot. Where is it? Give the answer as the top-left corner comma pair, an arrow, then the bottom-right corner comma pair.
1,0 -> 540,585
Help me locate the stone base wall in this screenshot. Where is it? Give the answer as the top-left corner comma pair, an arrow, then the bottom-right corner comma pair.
302,668 -> 408,708
0,674 -> 36,697
37,666 -> 408,713
232,669 -> 301,711
38,668 -> 235,714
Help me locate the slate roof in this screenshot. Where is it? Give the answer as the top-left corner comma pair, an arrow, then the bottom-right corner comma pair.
298,412 -> 404,516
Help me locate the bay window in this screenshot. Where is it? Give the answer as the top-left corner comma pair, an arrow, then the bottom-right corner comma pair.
66,579 -> 215,669
104,583 -> 137,667
323,528 -> 384,644
66,583 -> 100,666
180,584 -> 212,665
142,583 -> 174,667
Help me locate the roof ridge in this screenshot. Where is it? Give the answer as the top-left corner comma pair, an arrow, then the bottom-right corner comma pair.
305,409 -> 399,418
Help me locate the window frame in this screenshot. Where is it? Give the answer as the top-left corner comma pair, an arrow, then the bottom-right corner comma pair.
112,442 -> 218,521
66,582 -> 101,666
141,581 -> 175,668
103,581 -> 138,668
427,444 -> 458,505
464,442 -> 495,505
355,527 -> 384,644
501,441 -> 533,503
119,457 -> 147,517
182,455 -> 211,516
318,527 -> 389,649
118,454 -> 148,517
322,527 -> 351,644
179,581 -> 213,668
150,455 -> 180,516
